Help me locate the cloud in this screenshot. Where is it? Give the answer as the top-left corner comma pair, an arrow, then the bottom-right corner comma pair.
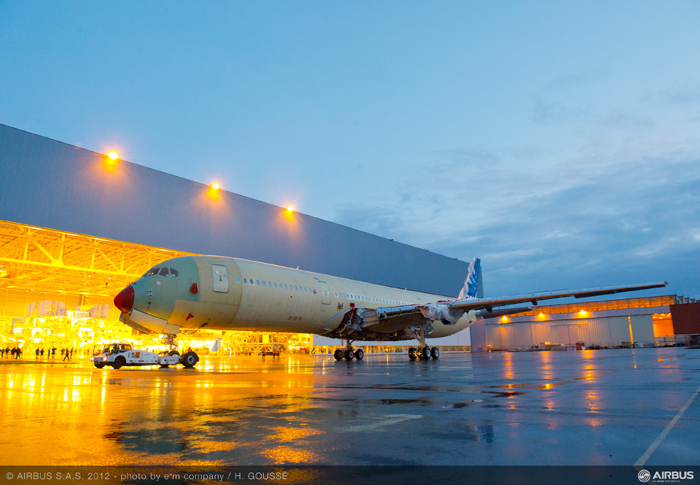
532,97 -> 586,124
543,68 -> 608,92
333,136 -> 700,298
643,83 -> 700,107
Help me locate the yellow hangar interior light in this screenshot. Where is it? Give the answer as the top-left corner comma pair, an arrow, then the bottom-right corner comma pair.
108,151 -> 119,160
286,206 -> 295,213
211,183 -> 220,190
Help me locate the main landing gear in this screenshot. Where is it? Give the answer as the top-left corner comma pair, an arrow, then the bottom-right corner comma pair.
407,324 -> 439,361
408,346 -> 439,360
334,340 -> 364,361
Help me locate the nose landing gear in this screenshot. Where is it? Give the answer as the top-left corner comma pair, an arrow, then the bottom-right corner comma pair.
164,333 -> 199,368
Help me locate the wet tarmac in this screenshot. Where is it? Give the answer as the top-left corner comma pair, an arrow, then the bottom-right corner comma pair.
0,348 -> 698,467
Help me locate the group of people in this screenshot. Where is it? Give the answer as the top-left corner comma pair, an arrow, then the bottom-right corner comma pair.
0,347 -> 77,360
0,347 -> 23,359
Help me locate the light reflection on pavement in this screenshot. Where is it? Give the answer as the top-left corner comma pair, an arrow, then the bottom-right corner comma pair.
0,349 -> 698,466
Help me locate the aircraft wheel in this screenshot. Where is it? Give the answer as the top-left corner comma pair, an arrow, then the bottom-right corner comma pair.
112,356 -> 125,369
344,349 -> 354,361
168,350 -> 180,356
334,349 -> 344,361
94,361 -> 105,369
408,348 -> 417,360
181,351 -> 198,368
354,349 -> 364,361
421,347 -> 431,360
431,347 -> 440,360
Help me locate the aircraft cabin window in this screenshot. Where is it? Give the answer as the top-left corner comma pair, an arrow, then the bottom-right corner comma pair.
243,278 -> 247,284
159,268 -> 170,277
294,286 -> 298,291
169,268 -> 179,277
236,277 -> 241,284
256,280 -> 260,285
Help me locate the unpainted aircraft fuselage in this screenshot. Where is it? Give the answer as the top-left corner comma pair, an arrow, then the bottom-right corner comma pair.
115,255 -> 467,341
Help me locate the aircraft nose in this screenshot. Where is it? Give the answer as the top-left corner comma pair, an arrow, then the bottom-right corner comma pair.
114,285 -> 135,313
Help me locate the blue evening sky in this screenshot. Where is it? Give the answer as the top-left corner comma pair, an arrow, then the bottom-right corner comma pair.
1,1 -> 698,298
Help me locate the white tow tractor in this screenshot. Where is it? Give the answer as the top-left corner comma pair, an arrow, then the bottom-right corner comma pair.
92,342 -> 199,369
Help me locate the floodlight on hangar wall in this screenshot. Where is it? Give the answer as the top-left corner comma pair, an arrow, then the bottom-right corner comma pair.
102,151 -> 120,171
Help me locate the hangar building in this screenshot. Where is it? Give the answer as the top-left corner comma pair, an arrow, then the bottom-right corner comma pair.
478,295 -> 698,351
0,123 -> 471,354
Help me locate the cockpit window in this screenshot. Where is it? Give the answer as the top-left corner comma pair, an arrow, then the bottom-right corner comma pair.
159,268 -> 170,277
144,267 -> 160,277
170,268 -> 179,277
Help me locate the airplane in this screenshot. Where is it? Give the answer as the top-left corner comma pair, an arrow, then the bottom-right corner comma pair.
112,255 -> 666,361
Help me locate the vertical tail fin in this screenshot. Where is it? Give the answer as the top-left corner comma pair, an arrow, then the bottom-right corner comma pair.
458,258 -> 482,300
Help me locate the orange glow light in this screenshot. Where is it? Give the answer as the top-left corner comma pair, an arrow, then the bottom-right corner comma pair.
211,183 -> 220,190
108,151 -> 118,160
286,206 -> 295,213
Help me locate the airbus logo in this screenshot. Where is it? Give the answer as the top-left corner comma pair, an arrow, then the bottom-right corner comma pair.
638,469 -> 695,483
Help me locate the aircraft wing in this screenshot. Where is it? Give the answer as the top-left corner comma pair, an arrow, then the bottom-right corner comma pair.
367,281 -> 667,333
450,281 -> 668,311
324,281 -> 667,341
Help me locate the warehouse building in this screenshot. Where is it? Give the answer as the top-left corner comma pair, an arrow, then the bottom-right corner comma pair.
476,295 -> 698,351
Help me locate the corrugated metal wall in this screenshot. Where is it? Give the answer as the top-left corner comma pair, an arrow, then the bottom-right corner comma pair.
486,315 -> 655,349
631,315 -> 654,344
0,124 -> 468,296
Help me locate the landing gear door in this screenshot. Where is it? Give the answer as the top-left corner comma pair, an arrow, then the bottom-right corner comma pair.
212,264 -> 229,293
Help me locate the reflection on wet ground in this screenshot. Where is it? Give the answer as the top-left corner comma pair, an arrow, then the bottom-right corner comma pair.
0,348 -> 698,466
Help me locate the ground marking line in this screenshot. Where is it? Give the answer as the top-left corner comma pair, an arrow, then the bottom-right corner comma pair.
634,383 -> 700,467
339,414 -> 422,433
